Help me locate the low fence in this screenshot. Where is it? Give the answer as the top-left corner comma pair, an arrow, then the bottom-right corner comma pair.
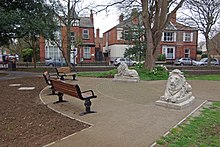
16,62 -> 45,67
16,61 -> 109,67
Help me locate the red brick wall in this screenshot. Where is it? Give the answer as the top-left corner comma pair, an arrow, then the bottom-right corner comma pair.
61,26 -> 95,63
39,36 -> 45,62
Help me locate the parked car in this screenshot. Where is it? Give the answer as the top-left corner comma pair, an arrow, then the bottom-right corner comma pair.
174,57 -> 193,66
192,58 -> 219,66
113,57 -> 137,66
45,58 -> 67,67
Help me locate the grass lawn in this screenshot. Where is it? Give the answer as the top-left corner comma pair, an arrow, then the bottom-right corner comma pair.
186,74 -> 220,81
156,101 -> 220,146
77,68 -> 220,81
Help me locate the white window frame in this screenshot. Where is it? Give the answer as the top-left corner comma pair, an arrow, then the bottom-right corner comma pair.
162,32 -> 176,42
117,28 -> 123,40
83,29 -> 89,39
184,48 -> 190,58
45,42 -> 62,60
162,46 -> 175,59
183,32 -> 193,42
72,20 -> 80,26
83,47 -> 91,59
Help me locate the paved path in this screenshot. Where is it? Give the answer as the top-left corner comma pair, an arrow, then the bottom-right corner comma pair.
40,77 -> 220,147
0,70 -> 41,80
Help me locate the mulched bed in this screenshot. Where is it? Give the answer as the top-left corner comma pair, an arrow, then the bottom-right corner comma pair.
0,77 -> 90,146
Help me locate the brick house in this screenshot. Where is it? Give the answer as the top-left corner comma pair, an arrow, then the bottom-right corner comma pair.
40,10 -> 95,64
102,12 -> 198,63
161,14 -> 198,62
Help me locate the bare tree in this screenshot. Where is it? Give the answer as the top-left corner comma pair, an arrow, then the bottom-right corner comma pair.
182,0 -> 220,66
96,0 -> 185,70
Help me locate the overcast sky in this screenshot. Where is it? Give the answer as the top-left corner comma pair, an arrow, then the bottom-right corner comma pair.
93,8 -> 119,37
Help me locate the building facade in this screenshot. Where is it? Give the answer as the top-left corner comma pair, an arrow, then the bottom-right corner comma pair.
40,10 -> 95,64
103,12 -> 198,63
161,15 -> 198,62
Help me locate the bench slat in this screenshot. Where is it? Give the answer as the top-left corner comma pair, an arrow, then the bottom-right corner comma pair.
51,80 -> 81,99
55,67 -> 77,80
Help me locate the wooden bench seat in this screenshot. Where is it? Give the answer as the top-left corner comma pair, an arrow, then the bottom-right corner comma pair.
55,67 -> 77,80
50,79 -> 97,116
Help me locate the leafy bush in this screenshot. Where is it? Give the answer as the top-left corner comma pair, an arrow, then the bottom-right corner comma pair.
136,64 -> 169,80
78,64 -> 169,80
197,50 -> 202,55
135,62 -> 145,69
201,54 -> 208,58
157,54 -> 166,61
22,48 -> 33,62
148,65 -> 169,80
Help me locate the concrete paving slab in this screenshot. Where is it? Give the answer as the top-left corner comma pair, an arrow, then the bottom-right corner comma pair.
9,84 -> 21,87
18,87 -> 35,90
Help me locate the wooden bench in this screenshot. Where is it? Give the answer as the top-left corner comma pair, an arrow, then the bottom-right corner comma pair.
50,79 -> 97,116
43,71 -> 55,95
55,67 -> 77,80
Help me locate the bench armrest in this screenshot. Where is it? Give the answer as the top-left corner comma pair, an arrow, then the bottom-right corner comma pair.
81,90 -> 97,99
82,90 -> 95,96
49,73 -> 59,78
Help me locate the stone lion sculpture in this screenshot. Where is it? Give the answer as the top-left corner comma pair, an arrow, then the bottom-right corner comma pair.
114,62 -> 139,78
160,69 -> 192,103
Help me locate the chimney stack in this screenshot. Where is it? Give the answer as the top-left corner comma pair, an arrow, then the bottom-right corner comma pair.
96,28 -> 100,38
170,12 -> 176,24
119,14 -> 124,23
90,10 -> 94,24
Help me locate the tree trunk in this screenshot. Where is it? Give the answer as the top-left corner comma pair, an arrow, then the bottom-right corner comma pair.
144,24 -> 157,70
32,36 -> 37,68
145,52 -> 156,70
66,0 -> 71,67
205,34 -> 211,67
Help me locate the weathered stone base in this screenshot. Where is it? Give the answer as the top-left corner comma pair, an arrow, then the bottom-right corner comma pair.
160,92 -> 193,103
112,77 -> 140,83
155,96 -> 195,110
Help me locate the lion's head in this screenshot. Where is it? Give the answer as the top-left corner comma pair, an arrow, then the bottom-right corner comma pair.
167,69 -> 185,93
161,69 -> 192,103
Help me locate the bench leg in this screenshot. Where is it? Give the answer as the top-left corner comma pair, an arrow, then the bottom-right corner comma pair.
72,74 -> 77,81
48,86 -> 56,95
52,89 -> 55,95
53,93 -> 67,104
80,99 -> 96,116
60,76 -> 65,80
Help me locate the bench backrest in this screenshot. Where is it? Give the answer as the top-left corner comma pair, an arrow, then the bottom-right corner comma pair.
50,79 -> 83,100
43,71 -> 51,85
56,67 -> 71,74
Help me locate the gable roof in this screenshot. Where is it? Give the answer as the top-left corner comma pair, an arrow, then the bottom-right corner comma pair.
79,17 -> 93,28
165,22 -> 197,31
104,14 -> 197,33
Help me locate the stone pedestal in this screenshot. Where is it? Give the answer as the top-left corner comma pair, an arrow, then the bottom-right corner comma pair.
113,76 -> 140,83
155,96 -> 195,110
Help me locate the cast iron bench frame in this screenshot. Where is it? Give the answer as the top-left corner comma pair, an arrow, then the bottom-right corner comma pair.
43,71 -> 55,95
50,79 -> 97,116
